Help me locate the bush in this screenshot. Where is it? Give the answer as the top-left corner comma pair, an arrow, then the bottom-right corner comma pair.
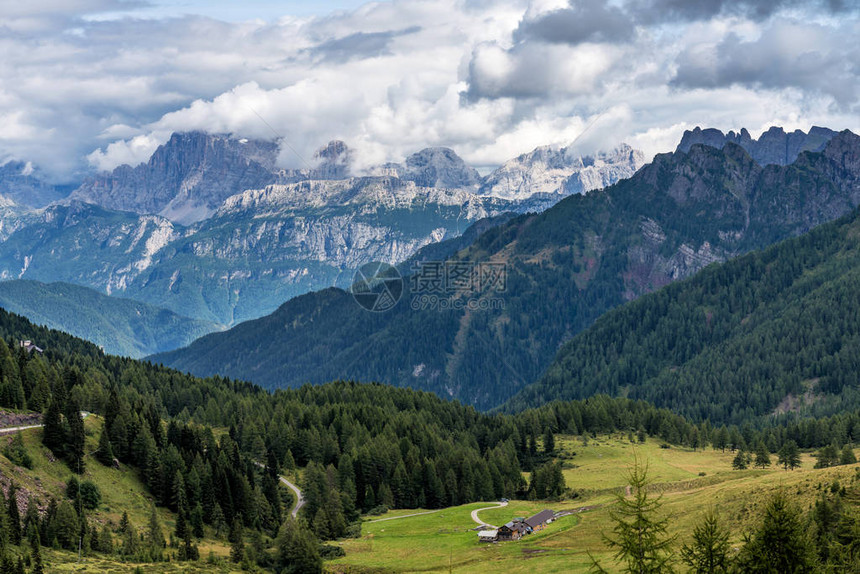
366,505 -> 389,516
319,544 -> 346,560
3,432 -> 33,469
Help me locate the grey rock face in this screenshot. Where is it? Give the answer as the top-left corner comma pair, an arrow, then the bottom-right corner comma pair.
368,148 -> 482,189
480,143 -> 644,200
676,126 -> 838,166
70,132 -> 281,224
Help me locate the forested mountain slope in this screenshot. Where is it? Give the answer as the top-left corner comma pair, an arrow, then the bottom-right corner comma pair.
152,131 -> 860,409
506,206 -> 860,424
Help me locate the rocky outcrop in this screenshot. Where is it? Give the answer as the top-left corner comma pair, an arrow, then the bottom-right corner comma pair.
676,126 -> 837,166
480,143 -> 644,200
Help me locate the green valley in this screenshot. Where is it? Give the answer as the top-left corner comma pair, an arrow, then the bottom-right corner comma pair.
0,280 -> 221,358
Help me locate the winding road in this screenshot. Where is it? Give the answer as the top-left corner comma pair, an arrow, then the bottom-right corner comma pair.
279,474 -> 305,518
470,500 -> 508,529
251,461 -> 305,518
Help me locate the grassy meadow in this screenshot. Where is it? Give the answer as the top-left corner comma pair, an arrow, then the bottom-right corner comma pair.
329,435 -> 858,573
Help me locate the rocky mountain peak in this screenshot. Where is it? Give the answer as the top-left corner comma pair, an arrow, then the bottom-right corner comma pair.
481,142 -> 645,200
311,140 -> 352,179
400,147 -> 481,189
69,132 -> 281,225
676,125 -> 838,166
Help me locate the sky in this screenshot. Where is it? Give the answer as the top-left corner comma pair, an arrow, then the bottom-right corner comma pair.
1,0 -> 858,181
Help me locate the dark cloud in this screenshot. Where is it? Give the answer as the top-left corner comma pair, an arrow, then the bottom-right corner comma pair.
513,0 -> 635,46
627,0 -> 854,24
672,20 -> 859,108
306,26 -> 421,64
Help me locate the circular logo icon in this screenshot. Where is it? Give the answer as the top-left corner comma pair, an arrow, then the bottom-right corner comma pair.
350,262 -> 403,312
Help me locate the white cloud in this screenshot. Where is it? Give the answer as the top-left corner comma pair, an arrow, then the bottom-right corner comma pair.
0,0 -> 858,181
87,132 -> 169,172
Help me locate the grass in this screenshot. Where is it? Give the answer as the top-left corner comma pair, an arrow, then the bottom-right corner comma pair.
330,434 -> 857,573
0,415 -> 242,571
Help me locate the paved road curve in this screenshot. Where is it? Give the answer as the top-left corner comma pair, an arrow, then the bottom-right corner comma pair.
252,461 -> 305,519
470,500 -> 508,529
0,411 -> 89,435
279,474 -> 305,518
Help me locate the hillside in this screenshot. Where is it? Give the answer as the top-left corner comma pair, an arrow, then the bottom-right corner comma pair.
0,279 -> 221,357
154,130 -> 860,410
506,203 -> 860,424
6,287 -> 860,571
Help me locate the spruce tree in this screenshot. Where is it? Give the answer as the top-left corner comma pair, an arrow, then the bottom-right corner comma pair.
735,491 -> 817,573
145,504 -> 164,560
754,442 -> 771,469
65,398 -> 86,473
543,427 -> 555,454
680,509 -> 731,573
276,519 -> 322,574
190,502 -> 205,538
229,516 -> 244,563
840,445 -> 857,465
41,399 -> 65,454
732,449 -> 748,470
593,459 -> 675,573
96,423 -> 114,466
6,483 -> 21,545
29,529 -> 44,574
778,440 -> 802,470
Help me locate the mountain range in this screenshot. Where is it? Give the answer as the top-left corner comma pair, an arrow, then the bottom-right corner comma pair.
152,127 -> 859,410
0,133 -> 643,327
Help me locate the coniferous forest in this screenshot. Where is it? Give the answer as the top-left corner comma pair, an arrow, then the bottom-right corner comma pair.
8,284 -> 860,570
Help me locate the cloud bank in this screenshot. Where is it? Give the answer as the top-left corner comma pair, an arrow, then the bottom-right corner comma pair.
0,0 -> 857,181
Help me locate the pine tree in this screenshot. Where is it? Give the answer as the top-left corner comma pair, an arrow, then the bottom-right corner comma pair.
30,529 -> 44,574
732,449 -> 748,470
96,423 -> 114,466
593,459 -> 675,573
190,503 -> 205,539
6,483 -> 21,545
41,398 -> 65,454
754,442 -> 771,469
680,509 -> 731,573
65,398 -> 86,473
275,519 -> 322,574
778,441 -> 802,470
229,516 -> 244,563
735,491 -> 817,573
840,445 -> 857,465
543,427 -> 555,454
118,511 -> 130,534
